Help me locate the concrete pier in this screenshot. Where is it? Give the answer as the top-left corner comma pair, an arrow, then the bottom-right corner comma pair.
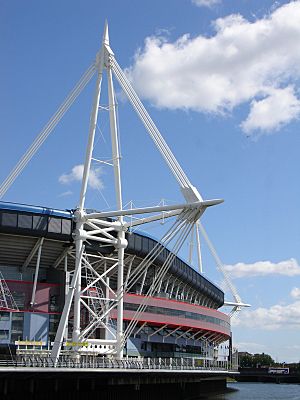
0,368 -> 232,400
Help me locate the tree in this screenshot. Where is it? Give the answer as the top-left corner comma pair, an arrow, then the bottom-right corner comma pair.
253,353 -> 274,367
239,352 -> 275,368
239,353 -> 253,367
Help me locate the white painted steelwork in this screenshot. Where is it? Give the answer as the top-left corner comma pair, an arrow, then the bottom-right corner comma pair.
0,272 -> 19,311
0,21 -> 248,364
48,22 -> 228,364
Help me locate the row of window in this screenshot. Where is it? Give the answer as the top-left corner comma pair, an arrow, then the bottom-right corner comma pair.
128,234 -> 223,304
0,312 -> 60,343
0,311 -> 10,321
11,292 -> 59,312
124,302 -> 230,329
0,211 -> 72,236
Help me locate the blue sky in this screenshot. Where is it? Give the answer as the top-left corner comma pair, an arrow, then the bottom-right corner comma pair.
1,0 -> 300,362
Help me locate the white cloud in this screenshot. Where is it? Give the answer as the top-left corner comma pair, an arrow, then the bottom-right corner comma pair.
286,344 -> 300,350
235,341 -> 266,353
192,0 -> 221,8
224,258 -> 300,279
126,1 -> 300,134
290,287 -> 300,299
232,300 -> 300,330
58,190 -> 73,197
59,164 -> 103,190
241,87 -> 300,135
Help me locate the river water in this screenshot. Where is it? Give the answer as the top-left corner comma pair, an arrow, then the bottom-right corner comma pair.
205,382 -> 300,400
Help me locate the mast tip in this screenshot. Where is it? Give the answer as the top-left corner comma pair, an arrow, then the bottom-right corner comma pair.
103,20 -> 109,45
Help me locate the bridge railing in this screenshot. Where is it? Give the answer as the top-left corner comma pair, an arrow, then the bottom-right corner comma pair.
0,356 -> 237,371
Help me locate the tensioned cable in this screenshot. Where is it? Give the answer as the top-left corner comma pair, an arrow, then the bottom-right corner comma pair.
122,214 -> 195,344
125,210 -> 190,291
111,57 -> 192,190
125,218 -> 189,292
0,63 -> 96,199
123,208 -> 201,342
124,216 -> 186,290
126,213 -> 186,286
122,220 -> 191,341
125,208 -> 200,294
112,60 -> 187,188
123,238 -> 189,343
122,221 -> 194,346
111,59 -> 186,185
197,221 -> 241,304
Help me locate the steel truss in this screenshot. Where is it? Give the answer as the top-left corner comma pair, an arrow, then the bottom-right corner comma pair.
0,22 -> 246,363
48,23 -> 226,363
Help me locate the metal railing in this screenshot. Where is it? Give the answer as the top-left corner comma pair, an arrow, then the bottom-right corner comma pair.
0,356 -> 238,372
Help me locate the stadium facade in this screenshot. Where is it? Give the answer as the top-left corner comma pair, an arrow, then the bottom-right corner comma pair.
0,24 -> 242,369
0,201 -> 231,364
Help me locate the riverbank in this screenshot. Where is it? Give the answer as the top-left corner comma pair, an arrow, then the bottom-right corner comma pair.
236,367 -> 300,384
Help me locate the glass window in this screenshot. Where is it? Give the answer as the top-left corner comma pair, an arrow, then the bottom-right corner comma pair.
61,219 -> 71,235
18,214 -> 32,229
49,315 -> 60,342
33,215 -> 47,231
48,217 -> 62,233
2,212 -> 17,227
0,330 -> 9,340
124,301 -> 227,328
12,292 -> 25,310
0,312 -> 10,321
49,295 -> 59,312
142,237 -> 149,253
148,240 -> 155,251
135,235 -> 142,252
11,313 -> 24,341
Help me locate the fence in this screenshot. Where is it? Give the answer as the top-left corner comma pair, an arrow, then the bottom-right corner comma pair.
0,356 -> 238,371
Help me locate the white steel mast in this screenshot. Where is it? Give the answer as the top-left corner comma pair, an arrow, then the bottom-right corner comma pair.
0,20 -> 250,363
48,22 -> 243,363
105,25 -> 126,359
51,24 -> 106,362
72,25 -> 105,348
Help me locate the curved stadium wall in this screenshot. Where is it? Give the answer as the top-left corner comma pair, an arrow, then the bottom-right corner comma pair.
0,201 -> 230,360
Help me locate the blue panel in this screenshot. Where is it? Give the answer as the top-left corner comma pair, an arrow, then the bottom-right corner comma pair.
127,337 -> 141,357
23,313 -> 49,343
0,201 -> 72,219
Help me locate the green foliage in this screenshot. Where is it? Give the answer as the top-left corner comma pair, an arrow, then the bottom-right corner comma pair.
239,353 -> 253,367
239,352 -> 275,368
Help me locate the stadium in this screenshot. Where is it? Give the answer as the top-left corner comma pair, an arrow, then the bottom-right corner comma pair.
0,24 -> 242,371
0,201 -> 231,365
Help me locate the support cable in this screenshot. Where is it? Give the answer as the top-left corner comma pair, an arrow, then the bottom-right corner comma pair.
126,210 -> 192,291
111,58 -> 192,190
197,221 -> 241,304
122,215 -> 195,345
125,212 -> 189,291
123,209 -> 202,340
112,61 -> 187,187
122,221 -> 194,346
0,63 -> 96,199
126,208 -> 200,299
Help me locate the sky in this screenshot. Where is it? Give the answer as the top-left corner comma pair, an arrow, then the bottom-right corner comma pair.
1,0 -> 300,362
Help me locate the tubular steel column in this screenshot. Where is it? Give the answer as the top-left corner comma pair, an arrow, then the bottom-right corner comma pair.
64,254 -> 69,342
72,234 -> 83,347
30,237 -> 44,307
196,221 -> 203,274
51,32 -> 104,363
106,43 -> 127,359
72,33 -> 105,348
